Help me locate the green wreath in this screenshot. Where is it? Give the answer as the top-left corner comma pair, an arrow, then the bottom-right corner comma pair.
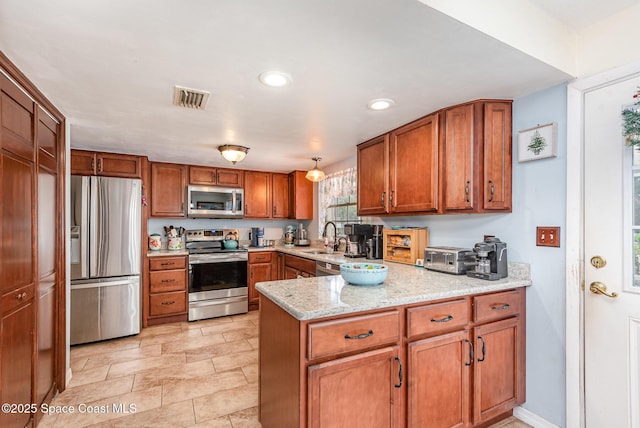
623,88 -> 640,146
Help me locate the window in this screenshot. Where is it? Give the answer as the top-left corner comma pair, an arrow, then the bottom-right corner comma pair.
318,167 -> 363,238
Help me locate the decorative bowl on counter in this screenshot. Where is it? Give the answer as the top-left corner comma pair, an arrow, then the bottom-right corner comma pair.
340,263 -> 388,286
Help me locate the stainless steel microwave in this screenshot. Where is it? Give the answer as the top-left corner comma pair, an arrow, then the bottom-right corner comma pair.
187,185 -> 244,218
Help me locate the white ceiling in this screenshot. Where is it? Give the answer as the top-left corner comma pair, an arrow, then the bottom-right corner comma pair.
0,0 -> 631,172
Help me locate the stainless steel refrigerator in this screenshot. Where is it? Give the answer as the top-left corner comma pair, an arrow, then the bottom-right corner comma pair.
70,175 -> 142,345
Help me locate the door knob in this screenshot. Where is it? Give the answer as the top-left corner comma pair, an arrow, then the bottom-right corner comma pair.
589,281 -> 618,298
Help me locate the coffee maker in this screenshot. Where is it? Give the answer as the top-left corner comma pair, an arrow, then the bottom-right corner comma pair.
467,237 -> 508,280
365,225 -> 384,260
344,223 -> 373,258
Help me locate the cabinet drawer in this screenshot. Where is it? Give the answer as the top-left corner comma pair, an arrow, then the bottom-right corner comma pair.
406,299 -> 469,338
149,291 -> 186,317
149,257 -> 186,271
150,270 -> 186,293
474,289 -> 521,323
285,255 -> 316,275
1,284 -> 35,314
249,252 -> 273,264
308,310 -> 400,360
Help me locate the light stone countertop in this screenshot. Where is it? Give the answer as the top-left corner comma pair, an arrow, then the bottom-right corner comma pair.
256,261 -> 531,321
147,249 -> 189,257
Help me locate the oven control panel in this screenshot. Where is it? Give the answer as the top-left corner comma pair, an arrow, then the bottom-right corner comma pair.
186,229 -> 238,242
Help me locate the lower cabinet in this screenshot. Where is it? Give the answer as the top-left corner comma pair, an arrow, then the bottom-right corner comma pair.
248,252 -> 274,310
308,347 -> 402,428
259,288 -> 525,428
147,256 -> 188,325
284,254 -> 316,279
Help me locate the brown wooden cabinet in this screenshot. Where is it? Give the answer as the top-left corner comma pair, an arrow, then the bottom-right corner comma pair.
0,51 -> 66,428
442,100 -> 512,213
244,170 -> 272,218
284,254 -> 316,278
147,256 -> 188,325
70,149 -> 142,178
248,252 -> 274,310
271,173 -> 289,218
288,170 -> 313,219
189,165 -> 243,187
357,113 -> 439,216
150,162 -> 187,218
259,287 -> 525,428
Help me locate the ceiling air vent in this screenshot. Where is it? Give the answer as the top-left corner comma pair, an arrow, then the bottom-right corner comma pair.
173,85 -> 210,110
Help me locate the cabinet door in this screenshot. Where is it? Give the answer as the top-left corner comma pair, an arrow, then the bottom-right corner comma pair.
473,317 -> 522,424
216,168 -> 243,187
390,113 -> 439,213
408,330 -> 471,428
244,171 -> 271,218
272,172 -> 289,218
249,263 -> 272,308
288,171 -> 313,219
150,162 -> 187,217
189,165 -> 217,185
444,105 -> 475,211
483,102 -> 512,211
71,150 -> 97,175
284,266 -> 299,279
308,347 -> 401,428
357,135 -> 389,215
98,152 -> 142,178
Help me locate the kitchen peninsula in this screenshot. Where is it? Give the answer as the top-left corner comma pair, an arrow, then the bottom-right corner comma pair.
256,261 -> 531,428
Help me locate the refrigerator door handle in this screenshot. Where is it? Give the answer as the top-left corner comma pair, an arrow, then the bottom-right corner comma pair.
79,176 -> 90,279
71,278 -> 139,290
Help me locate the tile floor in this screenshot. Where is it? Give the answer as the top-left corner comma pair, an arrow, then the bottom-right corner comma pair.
39,310 -> 531,428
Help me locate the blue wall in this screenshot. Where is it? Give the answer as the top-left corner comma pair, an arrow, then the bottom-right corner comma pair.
369,84 -> 568,426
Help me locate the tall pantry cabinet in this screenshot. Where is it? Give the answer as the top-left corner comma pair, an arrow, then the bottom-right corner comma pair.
0,52 -> 66,427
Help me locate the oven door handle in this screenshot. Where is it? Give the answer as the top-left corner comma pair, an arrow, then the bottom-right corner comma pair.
189,255 -> 248,264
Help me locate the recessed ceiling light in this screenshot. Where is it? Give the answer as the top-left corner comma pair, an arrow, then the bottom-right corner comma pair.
368,98 -> 395,111
259,71 -> 292,87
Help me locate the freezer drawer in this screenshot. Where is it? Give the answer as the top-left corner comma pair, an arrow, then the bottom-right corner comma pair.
70,276 -> 141,345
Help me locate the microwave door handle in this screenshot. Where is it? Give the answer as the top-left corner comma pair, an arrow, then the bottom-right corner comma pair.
232,191 -> 236,214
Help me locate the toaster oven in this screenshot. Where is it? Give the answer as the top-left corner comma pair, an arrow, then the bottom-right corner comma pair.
423,246 -> 477,275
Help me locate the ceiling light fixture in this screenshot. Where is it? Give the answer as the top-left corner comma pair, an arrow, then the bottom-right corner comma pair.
367,98 -> 395,111
218,145 -> 250,164
258,71 -> 292,87
305,157 -> 326,182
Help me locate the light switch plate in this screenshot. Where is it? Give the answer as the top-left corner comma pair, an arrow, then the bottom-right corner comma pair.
536,226 -> 560,247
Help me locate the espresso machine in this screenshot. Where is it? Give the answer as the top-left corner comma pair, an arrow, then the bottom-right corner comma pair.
344,223 -> 373,258
467,237 -> 508,280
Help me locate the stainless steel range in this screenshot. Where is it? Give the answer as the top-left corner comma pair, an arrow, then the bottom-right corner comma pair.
186,229 -> 248,321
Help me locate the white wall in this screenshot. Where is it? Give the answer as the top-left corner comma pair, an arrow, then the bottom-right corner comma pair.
314,85 -> 569,426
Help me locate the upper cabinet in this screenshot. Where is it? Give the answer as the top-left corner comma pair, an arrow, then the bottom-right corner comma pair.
244,170 -> 271,218
71,150 -> 142,179
150,162 -> 187,218
357,99 -> 512,217
442,101 -> 512,213
271,173 -> 289,219
288,171 -> 313,219
189,166 -> 243,188
357,113 -> 439,216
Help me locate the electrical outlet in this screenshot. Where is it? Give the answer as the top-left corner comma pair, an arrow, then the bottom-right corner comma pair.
536,226 -> 560,247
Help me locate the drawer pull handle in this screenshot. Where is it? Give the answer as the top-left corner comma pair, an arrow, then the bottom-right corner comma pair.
160,262 -> 175,266
161,301 -> 176,305
464,339 -> 474,366
430,315 -> 453,323
394,356 -> 403,388
477,336 -> 486,362
344,329 -> 374,340
491,303 -> 510,311
488,180 -> 495,202
161,279 -> 176,283
465,180 -> 470,203
16,292 -> 27,300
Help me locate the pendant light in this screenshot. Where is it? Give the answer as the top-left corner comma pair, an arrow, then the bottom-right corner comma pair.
218,145 -> 250,164
305,157 -> 326,182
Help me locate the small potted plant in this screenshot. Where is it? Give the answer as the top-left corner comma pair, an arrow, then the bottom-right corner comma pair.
622,87 -> 640,146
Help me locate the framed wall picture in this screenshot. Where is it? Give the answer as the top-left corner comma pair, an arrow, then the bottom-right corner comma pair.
517,122 -> 558,162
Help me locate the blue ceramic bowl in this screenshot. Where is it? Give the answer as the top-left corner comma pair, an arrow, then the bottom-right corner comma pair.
340,263 -> 388,286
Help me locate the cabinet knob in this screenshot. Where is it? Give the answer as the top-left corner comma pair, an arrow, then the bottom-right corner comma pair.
16,292 -> 27,300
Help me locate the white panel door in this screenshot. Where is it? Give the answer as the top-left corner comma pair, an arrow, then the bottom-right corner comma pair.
584,74 -> 640,428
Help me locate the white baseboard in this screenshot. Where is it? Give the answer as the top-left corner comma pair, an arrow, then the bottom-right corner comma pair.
514,406 -> 560,428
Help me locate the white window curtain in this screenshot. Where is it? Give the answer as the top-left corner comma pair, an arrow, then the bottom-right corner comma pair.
318,167 -> 357,238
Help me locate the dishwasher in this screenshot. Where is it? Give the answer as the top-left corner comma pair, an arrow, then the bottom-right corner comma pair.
315,260 -> 341,276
